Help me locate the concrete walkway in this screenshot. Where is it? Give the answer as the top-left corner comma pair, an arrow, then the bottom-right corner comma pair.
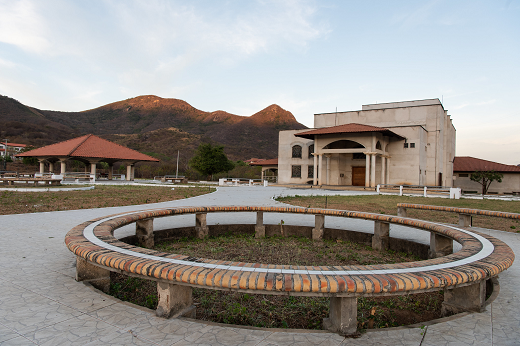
0,186 -> 518,345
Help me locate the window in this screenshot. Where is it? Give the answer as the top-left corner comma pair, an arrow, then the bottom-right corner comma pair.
410,143 -> 415,148
353,153 -> 366,160
291,165 -> 301,178
292,145 -> 302,158
459,173 -> 469,178
376,141 -> 382,150
404,143 -> 409,148
307,165 -> 314,178
308,144 -> 314,159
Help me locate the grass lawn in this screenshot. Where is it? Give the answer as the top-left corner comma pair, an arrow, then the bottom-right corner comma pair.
276,194 -> 520,233
0,185 -> 215,215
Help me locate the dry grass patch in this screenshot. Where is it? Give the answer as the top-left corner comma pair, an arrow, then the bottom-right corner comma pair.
0,185 -> 215,215
110,233 -> 443,330
277,194 -> 520,233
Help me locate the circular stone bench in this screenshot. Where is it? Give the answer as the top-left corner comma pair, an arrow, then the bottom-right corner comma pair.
65,206 -> 515,335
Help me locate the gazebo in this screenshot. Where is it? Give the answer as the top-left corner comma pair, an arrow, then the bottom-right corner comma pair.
16,134 -> 159,181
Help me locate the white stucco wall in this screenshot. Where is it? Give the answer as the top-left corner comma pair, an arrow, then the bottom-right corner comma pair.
453,172 -> 520,194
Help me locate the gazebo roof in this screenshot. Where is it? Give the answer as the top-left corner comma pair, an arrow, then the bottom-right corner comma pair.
295,123 -> 404,140
16,134 -> 159,162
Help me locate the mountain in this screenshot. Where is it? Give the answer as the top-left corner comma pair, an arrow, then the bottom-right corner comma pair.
0,95 -> 306,161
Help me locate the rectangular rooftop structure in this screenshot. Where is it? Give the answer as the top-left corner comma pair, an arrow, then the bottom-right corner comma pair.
362,98 -> 442,111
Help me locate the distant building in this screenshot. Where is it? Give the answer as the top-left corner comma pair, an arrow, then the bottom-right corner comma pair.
277,99 -> 456,187
453,156 -> 520,194
0,142 -> 27,159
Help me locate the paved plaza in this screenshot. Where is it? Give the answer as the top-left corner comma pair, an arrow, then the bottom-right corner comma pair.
0,186 -> 518,345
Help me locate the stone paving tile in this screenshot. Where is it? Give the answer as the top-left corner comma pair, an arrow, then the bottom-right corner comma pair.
126,316 -> 209,345
339,328 -> 424,346
87,302 -> 157,331
23,314 -> 121,346
84,330 -> 161,345
170,325 -> 272,346
0,322 -> 23,343
0,336 -> 37,345
256,331 -> 344,346
0,286 -> 83,335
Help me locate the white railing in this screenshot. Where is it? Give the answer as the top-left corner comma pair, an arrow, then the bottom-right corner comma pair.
218,178 -> 267,187
376,184 -> 461,199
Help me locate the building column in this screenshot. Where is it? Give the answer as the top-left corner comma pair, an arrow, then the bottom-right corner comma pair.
370,154 -> 376,187
48,162 -> 54,173
318,154 -> 323,185
325,154 -> 330,185
313,153 -> 318,185
39,160 -> 45,174
365,153 -> 370,187
381,156 -> 386,185
60,160 -> 67,175
386,156 -> 390,184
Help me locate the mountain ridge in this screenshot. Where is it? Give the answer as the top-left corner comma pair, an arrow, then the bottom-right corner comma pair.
0,94 -> 306,161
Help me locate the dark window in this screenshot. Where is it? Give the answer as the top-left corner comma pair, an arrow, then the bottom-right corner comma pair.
404,143 -> 409,148
459,173 -> 469,178
353,153 -> 366,160
308,145 -> 314,159
307,165 -> 314,178
291,165 -> 301,178
324,140 -> 364,149
376,141 -> 382,150
292,145 -> 302,158
410,143 -> 415,148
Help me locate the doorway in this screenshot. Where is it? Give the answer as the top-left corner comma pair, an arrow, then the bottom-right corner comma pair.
352,167 -> 365,186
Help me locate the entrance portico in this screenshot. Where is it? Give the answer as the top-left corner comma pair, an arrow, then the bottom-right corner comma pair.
296,124 -> 402,188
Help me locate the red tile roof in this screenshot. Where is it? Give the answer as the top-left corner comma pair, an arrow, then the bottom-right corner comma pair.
2,142 -> 26,147
454,156 -> 520,173
250,158 -> 278,166
16,134 -> 159,162
295,123 -> 404,139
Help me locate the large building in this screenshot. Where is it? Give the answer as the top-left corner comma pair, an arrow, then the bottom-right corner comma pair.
278,99 -> 456,187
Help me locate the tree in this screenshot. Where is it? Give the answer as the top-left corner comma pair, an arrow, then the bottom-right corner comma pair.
19,146 -> 38,165
470,170 -> 503,195
189,143 -> 235,180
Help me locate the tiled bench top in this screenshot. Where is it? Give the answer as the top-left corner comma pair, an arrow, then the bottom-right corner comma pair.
397,203 -> 520,219
65,206 -> 515,297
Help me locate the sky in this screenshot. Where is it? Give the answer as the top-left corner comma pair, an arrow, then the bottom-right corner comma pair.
0,0 -> 519,164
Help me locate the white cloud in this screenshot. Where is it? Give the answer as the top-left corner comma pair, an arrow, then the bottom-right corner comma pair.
0,0 -> 50,54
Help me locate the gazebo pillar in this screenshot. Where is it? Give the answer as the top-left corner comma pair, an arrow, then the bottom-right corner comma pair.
60,160 -> 67,175
90,161 -> 98,181
48,162 -> 54,173
126,164 -> 135,181
39,160 -> 45,174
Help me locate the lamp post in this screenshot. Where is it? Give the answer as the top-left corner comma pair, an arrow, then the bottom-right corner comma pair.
2,139 -> 7,170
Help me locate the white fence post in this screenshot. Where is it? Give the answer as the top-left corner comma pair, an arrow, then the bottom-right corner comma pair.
399,185 -> 403,196
376,184 -> 380,194
423,186 -> 427,197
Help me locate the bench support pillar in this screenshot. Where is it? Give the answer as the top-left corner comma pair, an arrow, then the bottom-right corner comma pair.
195,213 -> 209,239
156,282 -> 193,318
312,215 -> 325,240
255,211 -> 265,238
442,281 -> 486,316
397,206 -> 407,217
75,257 -> 110,293
323,296 -> 357,335
136,218 -> 154,248
429,233 -> 453,258
372,221 -> 390,250
458,213 -> 472,227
